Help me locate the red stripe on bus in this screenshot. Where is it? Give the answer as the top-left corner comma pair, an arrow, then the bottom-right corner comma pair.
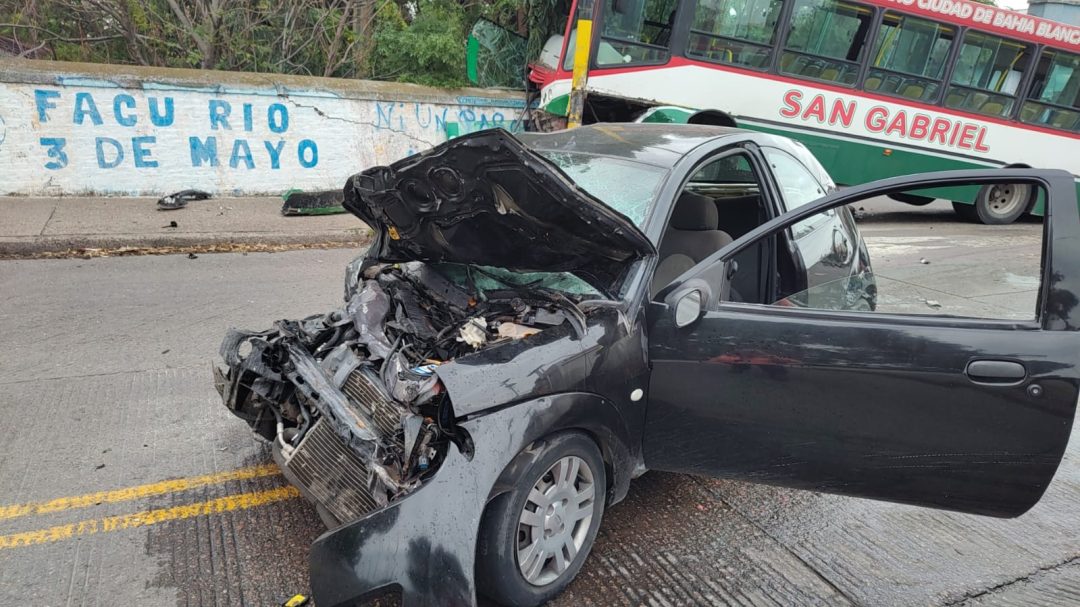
549,58 -> 1080,141
850,0 -> 1079,52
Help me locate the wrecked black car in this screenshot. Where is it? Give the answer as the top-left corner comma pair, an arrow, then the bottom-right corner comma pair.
214,125 -> 1080,606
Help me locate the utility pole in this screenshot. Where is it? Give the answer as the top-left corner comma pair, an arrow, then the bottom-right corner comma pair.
566,0 -> 595,129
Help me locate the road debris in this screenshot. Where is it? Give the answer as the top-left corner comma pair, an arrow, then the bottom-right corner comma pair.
157,189 -> 211,210
281,189 -> 346,216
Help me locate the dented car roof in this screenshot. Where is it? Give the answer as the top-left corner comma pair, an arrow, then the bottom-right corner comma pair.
342,129 -> 655,296
517,122 -> 750,168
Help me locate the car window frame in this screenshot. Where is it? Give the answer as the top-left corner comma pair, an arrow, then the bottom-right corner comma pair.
654,169 -> 1071,331
760,146 -> 834,239
648,142 -> 784,301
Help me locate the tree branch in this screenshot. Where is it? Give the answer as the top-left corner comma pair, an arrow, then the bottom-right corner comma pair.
0,23 -> 125,43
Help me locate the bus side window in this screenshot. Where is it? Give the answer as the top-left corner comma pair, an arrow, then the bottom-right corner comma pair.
780,0 -> 873,86
597,0 -> 681,66
866,12 -> 954,103
945,31 -> 1031,118
685,0 -> 784,70
1020,48 -> 1080,133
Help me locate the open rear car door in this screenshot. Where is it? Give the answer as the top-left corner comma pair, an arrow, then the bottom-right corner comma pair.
645,169 -> 1080,517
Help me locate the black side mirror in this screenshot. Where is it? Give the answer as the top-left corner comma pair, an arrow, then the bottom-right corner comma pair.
664,279 -> 712,328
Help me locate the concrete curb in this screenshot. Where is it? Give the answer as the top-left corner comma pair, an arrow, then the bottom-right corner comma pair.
0,195 -> 374,257
0,229 -> 372,256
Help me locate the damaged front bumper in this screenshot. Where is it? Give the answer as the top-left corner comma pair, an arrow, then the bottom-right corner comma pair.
209,129 -> 654,605
213,259 -> 600,524
212,260 -> 643,604
307,391 -> 634,607
306,413 -> 496,607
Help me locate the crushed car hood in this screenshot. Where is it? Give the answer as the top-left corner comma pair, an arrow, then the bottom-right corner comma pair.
343,129 -> 655,295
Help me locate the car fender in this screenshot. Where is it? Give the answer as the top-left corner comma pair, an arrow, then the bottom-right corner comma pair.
484,391 -> 636,505
308,391 -> 637,607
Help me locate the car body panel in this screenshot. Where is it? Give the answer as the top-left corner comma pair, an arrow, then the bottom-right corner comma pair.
343,129 -> 654,295
309,391 -> 641,607
213,121 -> 1080,605
516,122 -> 746,168
645,169 -> 1080,517
435,307 -> 649,421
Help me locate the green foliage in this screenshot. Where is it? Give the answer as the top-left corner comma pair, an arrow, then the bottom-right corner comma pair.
525,0 -> 569,63
0,0 -> 534,88
371,0 -> 469,86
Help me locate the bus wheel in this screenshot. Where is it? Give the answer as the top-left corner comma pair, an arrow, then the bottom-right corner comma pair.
888,192 -> 936,206
951,201 -> 979,222
972,183 -> 1035,225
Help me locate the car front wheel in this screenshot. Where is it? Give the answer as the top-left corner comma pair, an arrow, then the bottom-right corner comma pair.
477,432 -> 606,606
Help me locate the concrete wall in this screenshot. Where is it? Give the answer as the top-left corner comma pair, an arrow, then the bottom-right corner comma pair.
0,59 -> 526,196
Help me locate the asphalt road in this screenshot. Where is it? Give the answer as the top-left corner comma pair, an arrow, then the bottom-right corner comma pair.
0,209 -> 1077,606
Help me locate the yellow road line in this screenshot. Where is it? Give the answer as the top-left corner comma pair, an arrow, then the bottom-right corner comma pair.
0,463 -> 281,521
0,485 -> 301,550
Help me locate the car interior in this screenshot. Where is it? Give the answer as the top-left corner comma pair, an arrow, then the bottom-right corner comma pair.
652,152 -> 776,302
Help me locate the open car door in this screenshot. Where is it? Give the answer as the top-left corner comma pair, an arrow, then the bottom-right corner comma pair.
644,169 -> 1080,517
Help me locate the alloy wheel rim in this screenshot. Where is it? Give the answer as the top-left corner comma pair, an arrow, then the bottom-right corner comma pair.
516,455 -> 596,586
985,184 -> 1029,218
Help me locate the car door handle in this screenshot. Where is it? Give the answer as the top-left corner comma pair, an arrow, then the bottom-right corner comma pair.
965,360 -> 1026,384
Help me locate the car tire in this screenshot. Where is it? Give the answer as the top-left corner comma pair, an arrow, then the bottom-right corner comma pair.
476,432 -> 606,607
973,183 -> 1035,225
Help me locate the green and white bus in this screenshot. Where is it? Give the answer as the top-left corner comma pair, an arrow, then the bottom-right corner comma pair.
473,0 -> 1080,223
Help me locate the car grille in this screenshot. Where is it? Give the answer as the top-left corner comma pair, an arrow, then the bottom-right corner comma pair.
341,366 -> 403,445
286,418 -> 380,523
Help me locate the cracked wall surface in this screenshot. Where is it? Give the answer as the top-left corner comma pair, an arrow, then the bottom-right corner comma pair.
0,59 -> 527,196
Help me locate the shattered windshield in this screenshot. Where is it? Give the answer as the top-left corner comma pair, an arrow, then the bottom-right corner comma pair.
537,151 -> 667,227
432,262 -> 602,298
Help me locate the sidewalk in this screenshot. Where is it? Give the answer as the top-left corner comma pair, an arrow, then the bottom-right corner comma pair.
0,196 -> 371,256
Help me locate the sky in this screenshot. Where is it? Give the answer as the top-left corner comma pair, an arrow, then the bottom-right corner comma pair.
996,0 -> 1029,11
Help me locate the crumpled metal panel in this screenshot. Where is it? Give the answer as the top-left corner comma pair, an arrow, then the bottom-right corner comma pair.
343,129 -> 654,296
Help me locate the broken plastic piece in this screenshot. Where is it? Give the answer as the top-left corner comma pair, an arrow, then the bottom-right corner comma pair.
498,322 -> 541,340
458,318 -> 487,349
348,281 -> 394,360
410,363 -> 440,377
281,595 -> 309,607
157,189 -> 210,210
281,189 -> 346,216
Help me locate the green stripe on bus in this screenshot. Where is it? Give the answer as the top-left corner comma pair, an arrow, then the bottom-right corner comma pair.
544,94 -> 570,117
737,121 -> 1004,208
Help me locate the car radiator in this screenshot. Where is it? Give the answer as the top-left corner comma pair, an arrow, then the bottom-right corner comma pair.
285,367 -> 405,524
341,366 -> 403,445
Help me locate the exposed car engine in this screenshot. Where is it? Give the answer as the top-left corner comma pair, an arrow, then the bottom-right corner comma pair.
214,260 -> 587,526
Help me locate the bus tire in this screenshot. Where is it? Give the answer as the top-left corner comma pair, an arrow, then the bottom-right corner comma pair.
973,183 -> 1036,225
686,109 -> 738,127
888,192 -> 936,206
951,201 -> 979,222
